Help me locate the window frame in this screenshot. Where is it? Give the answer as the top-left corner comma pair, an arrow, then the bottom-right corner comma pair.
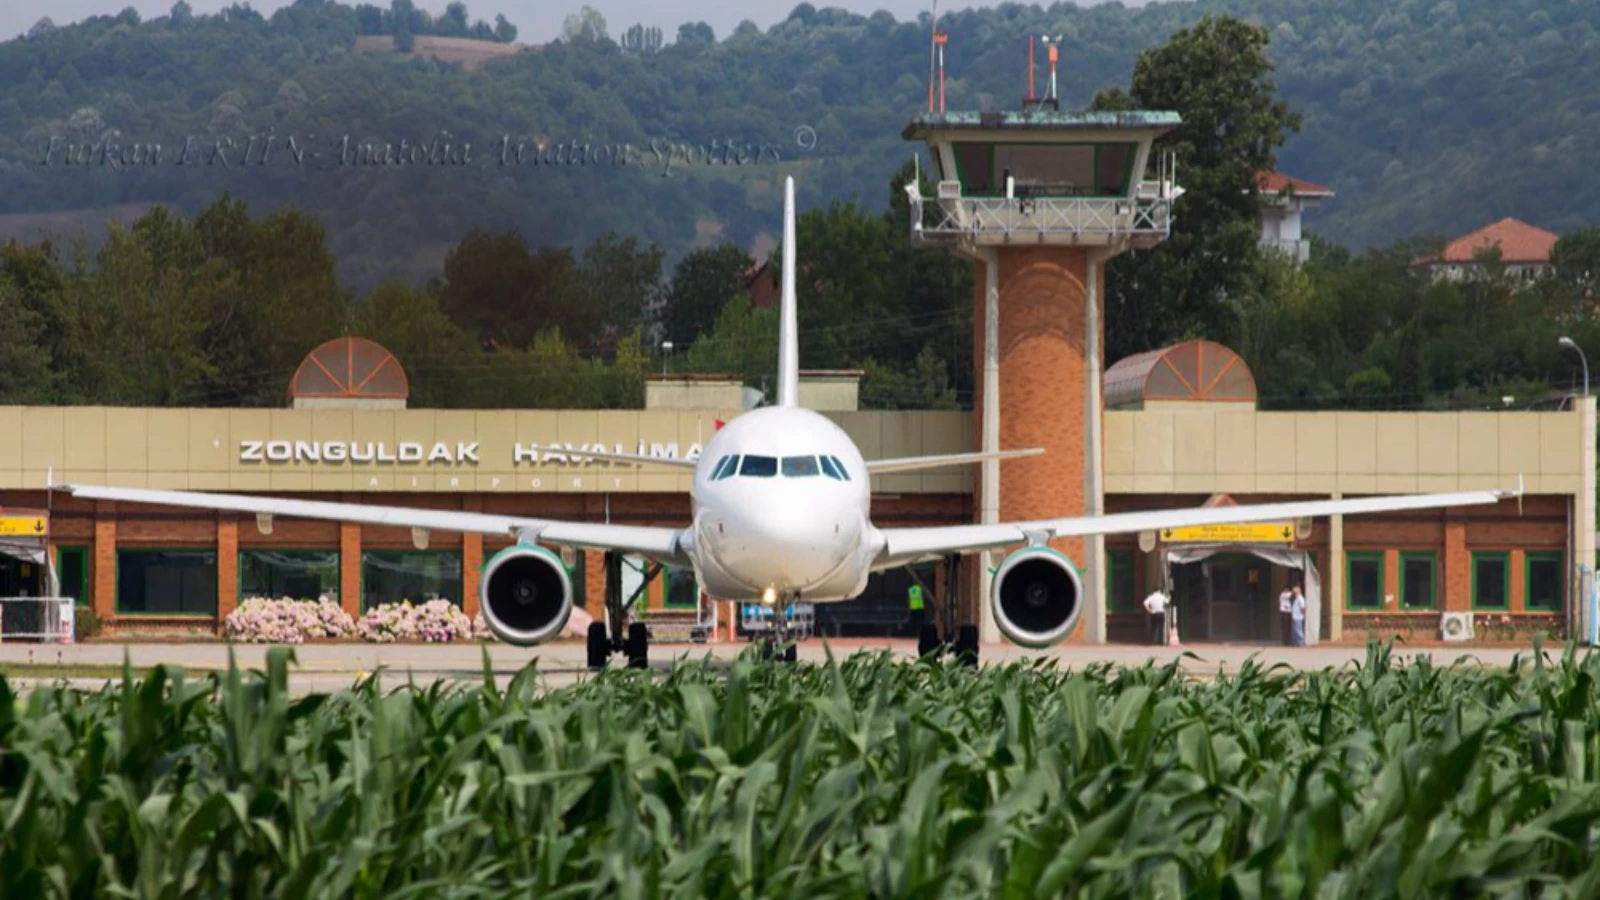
1344,551 -> 1384,610
115,548 -> 219,617
359,549 -> 464,613
54,545 -> 89,605
237,548 -> 341,602
820,456 -> 843,480
1471,551 -> 1511,611
1524,551 -> 1564,611
1399,551 -> 1437,611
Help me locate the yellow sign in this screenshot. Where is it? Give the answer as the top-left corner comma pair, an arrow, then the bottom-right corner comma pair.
1160,522 -> 1293,544
0,516 -> 48,537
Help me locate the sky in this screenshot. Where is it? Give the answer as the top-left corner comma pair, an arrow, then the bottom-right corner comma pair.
1,0 -> 1153,46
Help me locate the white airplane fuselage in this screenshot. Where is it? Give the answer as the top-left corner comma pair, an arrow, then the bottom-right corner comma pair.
682,406 -> 884,603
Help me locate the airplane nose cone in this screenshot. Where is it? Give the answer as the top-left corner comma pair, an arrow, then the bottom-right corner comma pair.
718,507 -> 859,592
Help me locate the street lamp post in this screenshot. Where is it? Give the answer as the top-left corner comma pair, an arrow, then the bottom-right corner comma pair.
1560,336 -> 1589,397
661,341 -> 674,376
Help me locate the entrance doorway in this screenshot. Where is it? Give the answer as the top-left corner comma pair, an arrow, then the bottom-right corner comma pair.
1172,553 -> 1277,643
0,556 -> 44,597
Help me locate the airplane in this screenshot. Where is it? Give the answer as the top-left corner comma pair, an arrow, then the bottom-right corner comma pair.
59,177 -> 1519,668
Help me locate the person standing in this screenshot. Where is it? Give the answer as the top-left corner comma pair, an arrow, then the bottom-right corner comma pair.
1143,588 -> 1169,646
1290,585 -> 1307,646
907,580 -> 926,631
1278,585 -> 1294,646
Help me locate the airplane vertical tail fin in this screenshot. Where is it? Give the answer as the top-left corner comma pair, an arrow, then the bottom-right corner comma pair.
776,176 -> 800,408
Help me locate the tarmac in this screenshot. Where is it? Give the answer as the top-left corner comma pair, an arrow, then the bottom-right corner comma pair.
0,637 -> 1583,695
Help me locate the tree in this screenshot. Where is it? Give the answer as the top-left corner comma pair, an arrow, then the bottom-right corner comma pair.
27,17 -> 55,39
354,3 -> 384,34
0,283 -> 55,402
562,6 -> 607,43
1094,15 -> 1302,360
677,23 -> 715,46
169,2 -> 194,29
662,244 -> 754,346
579,233 -> 663,344
493,14 -> 517,43
439,2 -> 469,37
1551,227 -> 1600,315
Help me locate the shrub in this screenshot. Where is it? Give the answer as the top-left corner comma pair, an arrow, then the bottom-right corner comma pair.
224,596 -> 355,644
73,604 -> 101,640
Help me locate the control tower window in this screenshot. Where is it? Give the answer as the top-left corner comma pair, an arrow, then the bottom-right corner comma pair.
1096,143 -> 1135,195
953,143 -> 993,194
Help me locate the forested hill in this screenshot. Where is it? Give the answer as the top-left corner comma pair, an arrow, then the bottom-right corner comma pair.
0,0 -> 1596,287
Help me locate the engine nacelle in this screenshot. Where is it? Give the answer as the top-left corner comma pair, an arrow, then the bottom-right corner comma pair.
990,546 -> 1083,648
479,544 -> 575,646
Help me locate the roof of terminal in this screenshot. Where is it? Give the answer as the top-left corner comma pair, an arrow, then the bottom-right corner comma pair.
903,109 -> 1181,138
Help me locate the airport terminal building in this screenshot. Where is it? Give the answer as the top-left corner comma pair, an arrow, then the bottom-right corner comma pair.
0,336 -> 1591,647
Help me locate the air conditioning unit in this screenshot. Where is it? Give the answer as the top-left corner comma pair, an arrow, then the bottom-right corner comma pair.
1440,612 -> 1474,642
937,180 -> 963,201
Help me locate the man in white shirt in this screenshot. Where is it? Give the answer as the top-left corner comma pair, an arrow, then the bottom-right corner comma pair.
1278,587 -> 1293,646
1290,585 -> 1307,646
1143,588 -> 1169,646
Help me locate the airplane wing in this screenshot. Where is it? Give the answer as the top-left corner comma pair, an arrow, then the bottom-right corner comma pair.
552,448 -> 698,469
58,485 -> 688,563
874,488 -> 1516,567
865,448 -> 1044,474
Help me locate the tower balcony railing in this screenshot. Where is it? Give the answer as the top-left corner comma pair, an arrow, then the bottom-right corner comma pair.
905,180 -> 1180,248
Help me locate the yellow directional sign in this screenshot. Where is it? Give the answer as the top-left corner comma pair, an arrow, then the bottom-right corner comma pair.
0,516 -> 48,537
1159,522 -> 1294,544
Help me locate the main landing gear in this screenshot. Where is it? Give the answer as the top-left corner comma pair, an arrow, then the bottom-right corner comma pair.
913,554 -> 978,667
587,551 -> 660,671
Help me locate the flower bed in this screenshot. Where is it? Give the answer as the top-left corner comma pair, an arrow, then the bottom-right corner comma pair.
224,597 -> 355,644
356,599 -> 477,643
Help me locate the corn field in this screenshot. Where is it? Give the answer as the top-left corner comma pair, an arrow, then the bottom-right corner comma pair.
6,642 -> 1600,898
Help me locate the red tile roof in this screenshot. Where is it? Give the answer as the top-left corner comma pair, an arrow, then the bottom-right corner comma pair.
1252,170 -> 1333,196
1431,218 -> 1560,264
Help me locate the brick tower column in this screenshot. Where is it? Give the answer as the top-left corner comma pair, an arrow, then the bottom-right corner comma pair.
973,247 -> 1096,642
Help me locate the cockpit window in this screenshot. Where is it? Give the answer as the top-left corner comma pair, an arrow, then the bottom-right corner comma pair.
711,455 -> 739,480
739,455 -> 778,478
781,456 -> 821,477
828,455 -> 851,481
820,456 -> 842,480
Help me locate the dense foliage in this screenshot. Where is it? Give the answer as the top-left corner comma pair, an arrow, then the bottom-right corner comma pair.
8,644 -> 1600,895
1,0 -> 1595,286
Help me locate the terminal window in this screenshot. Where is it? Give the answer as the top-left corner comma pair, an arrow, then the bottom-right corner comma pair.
240,550 -> 339,601
56,546 -> 87,604
1400,553 -> 1436,610
1472,552 -> 1509,610
1525,552 -> 1563,610
1345,552 -> 1383,609
117,550 -> 218,615
362,551 -> 462,611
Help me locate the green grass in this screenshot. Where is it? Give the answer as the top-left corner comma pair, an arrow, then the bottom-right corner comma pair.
5,640 -> 1600,897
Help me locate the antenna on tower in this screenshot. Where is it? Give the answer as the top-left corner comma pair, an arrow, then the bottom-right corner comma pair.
1024,32 -> 1037,108
1040,34 -> 1063,110
927,0 -> 938,112
934,26 -> 949,112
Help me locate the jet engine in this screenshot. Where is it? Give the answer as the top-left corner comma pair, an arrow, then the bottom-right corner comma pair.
990,546 -> 1083,648
478,545 -> 575,646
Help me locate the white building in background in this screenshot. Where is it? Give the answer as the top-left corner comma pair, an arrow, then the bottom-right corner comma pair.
1252,170 -> 1333,265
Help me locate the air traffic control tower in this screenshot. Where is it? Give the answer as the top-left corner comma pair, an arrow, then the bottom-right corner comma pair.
903,109 -> 1182,644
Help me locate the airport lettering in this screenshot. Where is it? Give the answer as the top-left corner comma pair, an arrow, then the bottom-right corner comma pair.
240,440 -> 480,465
237,439 -> 698,465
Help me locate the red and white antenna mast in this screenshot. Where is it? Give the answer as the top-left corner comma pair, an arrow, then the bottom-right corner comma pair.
1040,34 -> 1063,109
935,27 -> 949,111
927,0 -> 938,112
